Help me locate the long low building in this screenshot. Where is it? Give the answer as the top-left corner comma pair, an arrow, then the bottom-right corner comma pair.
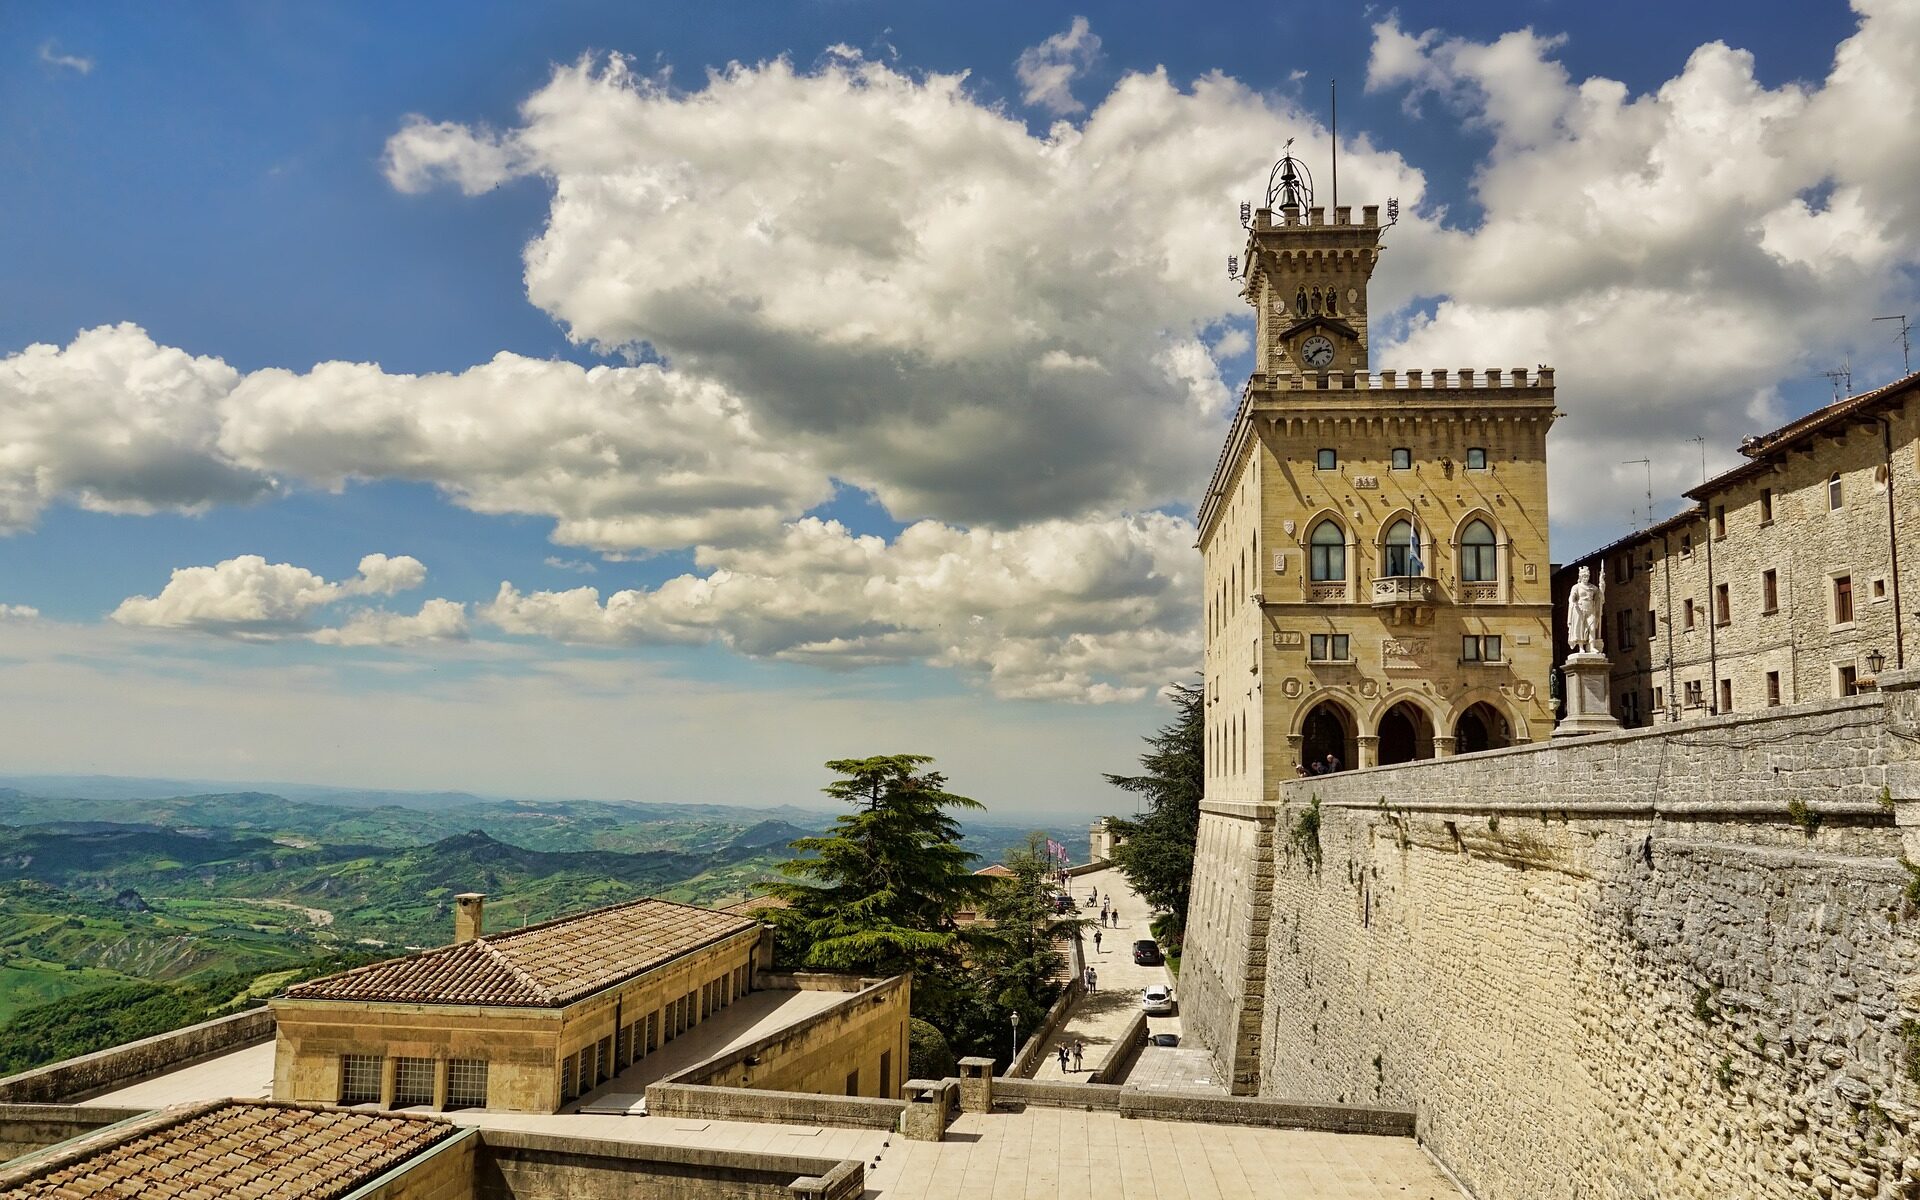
273,893 -> 779,1113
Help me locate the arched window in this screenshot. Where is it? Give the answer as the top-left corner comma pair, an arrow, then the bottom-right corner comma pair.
1310,520 -> 1346,582
1460,520 -> 1497,583
1828,472 -> 1843,510
1383,520 -> 1417,577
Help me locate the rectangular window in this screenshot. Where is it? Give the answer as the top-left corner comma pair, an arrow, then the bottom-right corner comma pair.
1766,671 -> 1781,707
1684,599 -> 1696,630
645,1012 -> 659,1053
340,1054 -> 383,1105
1617,610 -> 1633,649
1715,584 -> 1730,626
393,1056 -> 435,1107
1718,679 -> 1732,714
1653,686 -> 1664,712
447,1060 -> 488,1109
1391,447 -> 1412,470
1462,635 -> 1502,662
1874,577 -> 1888,600
1465,447 -> 1488,470
1834,575 -> 1854,625
1761,569 -> 1778,613
1839,665 -> 1859,697
577,1047 -> 593,1093
1713,505 -> 1726,539
1680,532 -> 1693,557
597,1036 -> 612,1083
1684,680 -> 1704,708
1759,488 -> 1773,524
1613,554 -> 1628,583
561,1055 -> 576,1101
616,1023 -> 630,1068
1648,609 -> 1657,639
1829,473 -> 1844,510
1316,448 -> 1337,470
1308,633 -> 1349,662
879,1050 -> 892,1099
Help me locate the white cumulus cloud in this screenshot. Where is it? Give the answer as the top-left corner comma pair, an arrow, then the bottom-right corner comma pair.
111,553 -> 453,644
481,513 -> 1199,702
1015,16 -> 1101,115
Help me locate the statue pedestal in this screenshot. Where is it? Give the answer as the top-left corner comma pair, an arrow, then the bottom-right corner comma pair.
1554,652 -> 1623,738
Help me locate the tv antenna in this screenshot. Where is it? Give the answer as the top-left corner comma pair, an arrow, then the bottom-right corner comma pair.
1822,357 -> 1853,402
1688,436 -> 1707,486
1329,79 -> 1338,214
1622,458 -> 1652,529
1875,314 -> 1912,375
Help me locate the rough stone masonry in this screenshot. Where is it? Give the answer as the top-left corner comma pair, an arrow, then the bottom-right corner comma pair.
1182,668 -> 1920,1199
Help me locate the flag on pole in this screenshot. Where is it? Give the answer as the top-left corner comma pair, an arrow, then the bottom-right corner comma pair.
1045,838 -> 1066,863
1407,522 -> 1424,576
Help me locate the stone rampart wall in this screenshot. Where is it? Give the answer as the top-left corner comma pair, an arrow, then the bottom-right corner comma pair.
667,975 -> 909,1100
1186,684 -> 1920,1199
0,1104 -> 146,1164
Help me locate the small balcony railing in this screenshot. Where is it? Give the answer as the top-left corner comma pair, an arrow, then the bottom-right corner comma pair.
1370,576 -> 1436,608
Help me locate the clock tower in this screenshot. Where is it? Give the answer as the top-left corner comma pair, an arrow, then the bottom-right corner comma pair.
1242,153 -> 1383,378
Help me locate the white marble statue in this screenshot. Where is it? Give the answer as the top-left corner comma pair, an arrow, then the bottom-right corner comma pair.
1566,565 -> 1605,657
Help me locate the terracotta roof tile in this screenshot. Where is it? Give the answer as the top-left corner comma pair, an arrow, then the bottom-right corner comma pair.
284,897 -> 758,1007
0,1102 -> 454,1200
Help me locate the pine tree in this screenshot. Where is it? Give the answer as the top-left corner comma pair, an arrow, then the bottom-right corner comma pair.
1102,681 -> 1203,945
766,754 -> 987,976
975,833 -> 1081,1037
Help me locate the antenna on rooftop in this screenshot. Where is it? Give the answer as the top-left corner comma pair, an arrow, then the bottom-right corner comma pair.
1622,458 -> 1652,529
1822,357 -> 1854,403
1875,314 -> 1912,375
1688,436 -> 1707,486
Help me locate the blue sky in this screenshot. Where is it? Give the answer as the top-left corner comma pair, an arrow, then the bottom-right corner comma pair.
1,1 -> 1913,811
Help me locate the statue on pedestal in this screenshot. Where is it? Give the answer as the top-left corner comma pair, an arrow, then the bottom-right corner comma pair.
1555,563 -> 1622,737
1565,565 -> 1604,656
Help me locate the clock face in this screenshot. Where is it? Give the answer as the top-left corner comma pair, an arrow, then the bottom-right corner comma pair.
1302,335 -> 1336,368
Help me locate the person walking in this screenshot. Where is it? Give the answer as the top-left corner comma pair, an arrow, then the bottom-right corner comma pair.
1093,928 -> 1103,953
1072,1040 -> 1085,1071
1086,965 -> 1098,993
1056,1043 -> 1070,1074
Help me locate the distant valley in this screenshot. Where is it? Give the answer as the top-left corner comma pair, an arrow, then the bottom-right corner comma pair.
0,776 -> 1066,1071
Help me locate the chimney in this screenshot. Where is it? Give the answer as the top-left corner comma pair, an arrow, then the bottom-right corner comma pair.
454,893 -> 486,943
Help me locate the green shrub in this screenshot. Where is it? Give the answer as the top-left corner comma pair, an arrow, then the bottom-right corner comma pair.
908,1017 -> 957,1080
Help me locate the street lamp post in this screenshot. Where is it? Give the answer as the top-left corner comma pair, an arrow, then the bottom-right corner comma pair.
1010,1011 -> 1020,1070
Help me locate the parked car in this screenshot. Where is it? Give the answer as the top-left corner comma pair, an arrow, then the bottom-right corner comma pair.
1132,939 -> 1163,965
1052,892 -> 1077,914
1149,1032 -> 1181,1048
1141,985 -> 1176,1015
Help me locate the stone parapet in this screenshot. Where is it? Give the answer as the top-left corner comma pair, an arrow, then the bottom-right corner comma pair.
0,1008 -> 273,1104
1193,688 -> 1920,1200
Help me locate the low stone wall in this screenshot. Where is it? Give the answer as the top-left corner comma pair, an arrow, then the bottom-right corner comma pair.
0,1103 -> 147,1164
994,1078 -> 1124,1110
1088,1012 -> 1147,1085
645,1083 -> 905,1131
0,1008 -> 273,1103
1185,683 -> 1920,1200
668,975 -> 909,1100
474,1128 -> 862,1200
1114,1090 -> 1413,1135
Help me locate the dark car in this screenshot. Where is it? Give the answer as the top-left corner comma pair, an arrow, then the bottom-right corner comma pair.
1132,939 -> 1163,965
1053,892 -> 1077,914
1149,1033 -> 1181,1048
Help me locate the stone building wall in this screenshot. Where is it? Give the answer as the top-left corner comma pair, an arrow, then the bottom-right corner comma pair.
1181,801 -> 1275,1095
1570,371 -> 1919,728
1184,681 -> 1920,1199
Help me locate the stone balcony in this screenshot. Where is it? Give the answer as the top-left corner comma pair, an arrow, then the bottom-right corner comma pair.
1371,576 -> 1436,625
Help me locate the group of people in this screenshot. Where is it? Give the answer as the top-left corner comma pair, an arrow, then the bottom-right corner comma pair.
1299,751 -> 1345,776
1086,888 -> 1119,927
1054,1038 -> 1089,1073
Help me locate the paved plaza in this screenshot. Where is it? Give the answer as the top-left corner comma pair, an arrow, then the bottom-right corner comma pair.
1032,866 -> 1193,1083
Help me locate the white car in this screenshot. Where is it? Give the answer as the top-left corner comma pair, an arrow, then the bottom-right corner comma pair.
1141,985 -> 1176,1016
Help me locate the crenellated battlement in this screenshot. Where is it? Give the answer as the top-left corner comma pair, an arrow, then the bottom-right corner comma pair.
1245,366 -> 1556,393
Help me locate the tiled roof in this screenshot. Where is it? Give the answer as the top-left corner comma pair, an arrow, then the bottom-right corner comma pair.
285,897 -> 758,1008
0,1101 -> 454,1200
1684,369 -> 1920,498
